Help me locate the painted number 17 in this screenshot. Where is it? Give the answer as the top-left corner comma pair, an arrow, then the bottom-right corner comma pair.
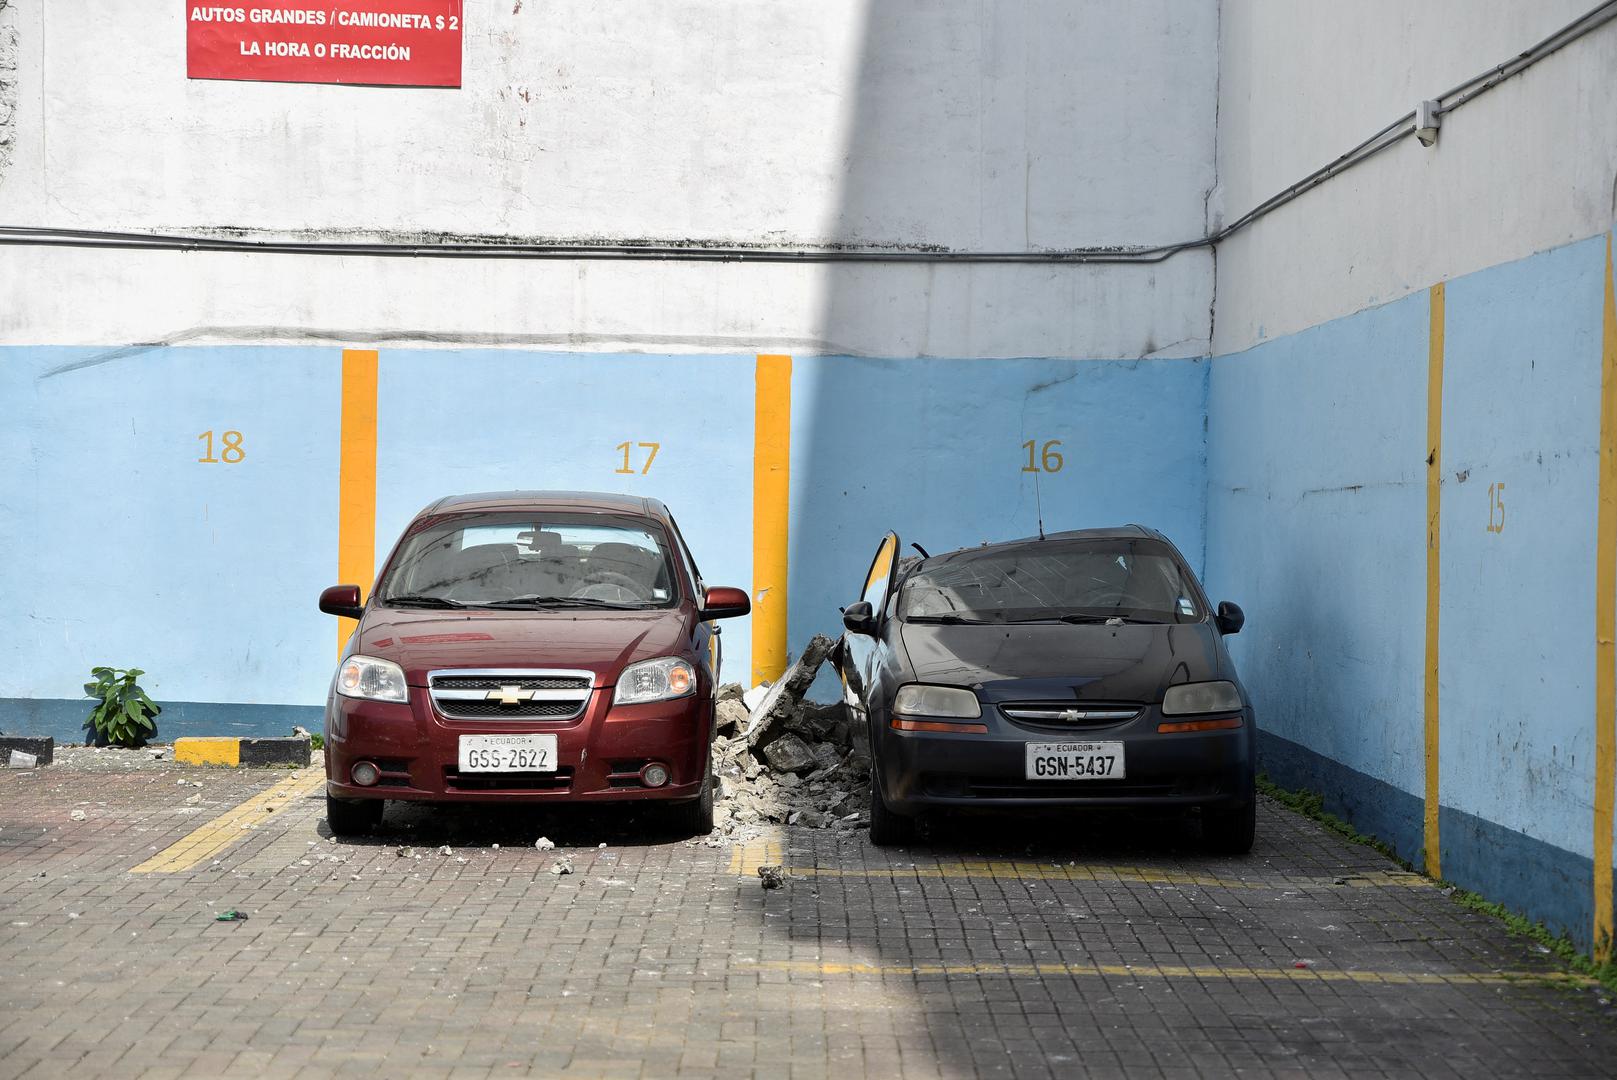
615,441 -> 661,474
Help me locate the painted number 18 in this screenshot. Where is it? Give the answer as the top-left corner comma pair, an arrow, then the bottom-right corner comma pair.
197,430 -> 245,464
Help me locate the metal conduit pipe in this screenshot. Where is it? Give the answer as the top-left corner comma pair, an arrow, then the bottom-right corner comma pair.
2,0 -> 1614,266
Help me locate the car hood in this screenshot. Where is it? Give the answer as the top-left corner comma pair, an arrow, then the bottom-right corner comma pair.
898,620 -> 1229,704
355,607 -> 693,687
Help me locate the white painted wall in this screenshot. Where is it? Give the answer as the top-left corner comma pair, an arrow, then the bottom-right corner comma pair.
0,0 -> 1219,360
1214,1 -> 1617,353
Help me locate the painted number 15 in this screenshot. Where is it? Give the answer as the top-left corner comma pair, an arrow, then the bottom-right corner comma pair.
1488,482 -> 1506,533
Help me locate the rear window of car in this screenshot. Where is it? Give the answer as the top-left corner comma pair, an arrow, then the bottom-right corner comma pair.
897,538 -> 1202,624
377,512 -> 680,609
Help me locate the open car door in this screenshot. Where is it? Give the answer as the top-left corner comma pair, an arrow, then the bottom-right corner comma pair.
839,531 -> 900,719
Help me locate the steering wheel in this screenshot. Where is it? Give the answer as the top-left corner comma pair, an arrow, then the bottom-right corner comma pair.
577,571 -> 652,602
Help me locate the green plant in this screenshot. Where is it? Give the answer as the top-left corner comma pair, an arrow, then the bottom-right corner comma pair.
83,667 -> 161,747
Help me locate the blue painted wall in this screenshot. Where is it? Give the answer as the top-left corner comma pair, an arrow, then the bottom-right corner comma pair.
2,348 -> 1204,744
787,355 -> 1209,647
1208,232 -> 1613,949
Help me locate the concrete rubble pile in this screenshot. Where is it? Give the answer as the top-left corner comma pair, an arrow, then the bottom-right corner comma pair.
707,634 -> 870,838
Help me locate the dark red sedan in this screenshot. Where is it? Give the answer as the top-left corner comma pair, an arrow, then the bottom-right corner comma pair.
317,491 -> 749,836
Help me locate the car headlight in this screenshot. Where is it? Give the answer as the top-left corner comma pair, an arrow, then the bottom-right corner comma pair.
893,684 -> 982,719
1161,680 -> 1243,716
616,657 -> 696,706
335,655 -> 409,703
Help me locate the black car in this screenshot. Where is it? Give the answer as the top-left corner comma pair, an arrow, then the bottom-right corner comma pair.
838,526 -> 1255,851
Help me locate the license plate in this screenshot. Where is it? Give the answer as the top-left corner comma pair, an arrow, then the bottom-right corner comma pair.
458,734 -> 558,773
1025,741 -> 1124,780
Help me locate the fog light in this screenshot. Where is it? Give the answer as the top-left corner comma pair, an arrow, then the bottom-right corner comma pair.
351,760 -> 381,787
641,763 -> 670,788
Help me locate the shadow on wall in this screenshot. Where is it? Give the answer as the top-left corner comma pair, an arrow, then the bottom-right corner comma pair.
770,4 -> 1217,1076
787,1 -> 1216,651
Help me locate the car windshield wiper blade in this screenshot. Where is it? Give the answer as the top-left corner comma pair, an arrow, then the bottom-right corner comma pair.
904,613 -> 995,624
1007,613 -> 1167,625
384,594 -> 466,608
478,595 -> 651,610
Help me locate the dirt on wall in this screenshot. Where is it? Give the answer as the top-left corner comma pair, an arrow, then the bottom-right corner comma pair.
0,1 -> 15,180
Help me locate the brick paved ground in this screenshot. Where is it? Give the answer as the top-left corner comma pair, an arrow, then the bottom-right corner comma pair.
3,757 -> 1616,1078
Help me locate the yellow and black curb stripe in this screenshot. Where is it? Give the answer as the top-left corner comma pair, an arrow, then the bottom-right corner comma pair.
174,736 -> 311,768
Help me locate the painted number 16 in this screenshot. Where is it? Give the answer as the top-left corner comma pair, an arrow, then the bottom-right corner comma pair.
1022,439 -> 1064,473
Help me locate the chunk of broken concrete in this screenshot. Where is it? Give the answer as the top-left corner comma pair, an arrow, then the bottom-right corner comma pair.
714,699 -> 748,736
762,734 -> 817,775
744,634 -> 838,747
550,858 -> 574,876
757,865 -> 785,889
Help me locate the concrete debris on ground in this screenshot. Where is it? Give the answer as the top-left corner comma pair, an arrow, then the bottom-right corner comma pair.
549,858 -> 574,876
757,865 -> 785,889
708,636 -> 871,843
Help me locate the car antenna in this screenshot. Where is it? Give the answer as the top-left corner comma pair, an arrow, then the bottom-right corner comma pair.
1033,467 -> 1047,540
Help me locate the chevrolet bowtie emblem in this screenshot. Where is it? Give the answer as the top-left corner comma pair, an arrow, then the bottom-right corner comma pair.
487,685 -> 535,707
1061,709 -> 1081,723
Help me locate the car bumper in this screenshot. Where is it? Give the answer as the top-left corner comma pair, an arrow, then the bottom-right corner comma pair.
875,706 -> 1255,816
325,686 -> 710,804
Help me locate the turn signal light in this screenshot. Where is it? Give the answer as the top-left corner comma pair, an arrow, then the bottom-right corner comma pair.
890,718 -> 989,734
1157,717 -> 1244,734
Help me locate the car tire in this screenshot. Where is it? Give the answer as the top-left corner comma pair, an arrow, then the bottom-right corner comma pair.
1202,794 -> 1255,855
867,781 -> 914,847
673,767 -> 715,837
326,794 -> 384,837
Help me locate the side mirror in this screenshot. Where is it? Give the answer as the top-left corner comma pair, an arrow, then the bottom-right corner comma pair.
320,585 -> 364,619
1215,600 -> 1245,636
699,586 -> 751,621
842,600 -> 877,636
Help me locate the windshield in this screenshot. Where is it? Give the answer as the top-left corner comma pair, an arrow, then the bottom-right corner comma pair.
896,538 -> 1202,624
377,512 -> 680,610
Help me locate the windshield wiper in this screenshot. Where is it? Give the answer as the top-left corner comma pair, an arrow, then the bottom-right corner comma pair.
905,613 -> 995,625
1007,613 -> 1167,625
478,595 -> 652,610
384,595 -> 466,609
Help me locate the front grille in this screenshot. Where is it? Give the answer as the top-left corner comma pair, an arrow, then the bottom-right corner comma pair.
998,702 -> 1141,728
443,766 -> 575,792
428,669 -> 593,723
435,700 -> 581,719
432,675 -> 589,691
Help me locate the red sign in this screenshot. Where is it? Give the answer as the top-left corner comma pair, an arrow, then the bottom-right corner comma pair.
186,3 -> 462,87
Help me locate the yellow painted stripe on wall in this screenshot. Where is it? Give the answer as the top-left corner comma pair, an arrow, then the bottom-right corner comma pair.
752,354 -> 792,685
173,737 -> 241,767
131,770 -> 323,874
1425,282 -> 1445,879
338,349 -> 380,656
1596,233 -> 1617,961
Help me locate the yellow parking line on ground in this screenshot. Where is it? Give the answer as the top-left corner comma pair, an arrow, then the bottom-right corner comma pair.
726,833 -> 1426,889
749,959 -> 1593,988
729,829 -> 786,875
131,770 -> 324,874
766,863 -> 1427,890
